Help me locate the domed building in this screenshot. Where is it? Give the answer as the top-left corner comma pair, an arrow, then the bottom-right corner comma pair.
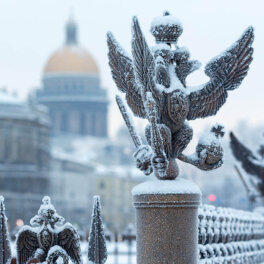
36,18 -> 108,137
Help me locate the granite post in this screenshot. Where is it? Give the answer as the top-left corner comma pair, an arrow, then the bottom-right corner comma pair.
132,178 -> 201,264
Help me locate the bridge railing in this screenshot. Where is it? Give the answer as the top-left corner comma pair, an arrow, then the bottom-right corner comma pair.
2,192 -> 264,264
132,180 -> 264,264
198,204 -> 264,263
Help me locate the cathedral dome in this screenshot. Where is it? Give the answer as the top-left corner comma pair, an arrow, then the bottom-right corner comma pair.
44,46 -> 99,74
37,17 -> 108,138
43,17 -> 99,75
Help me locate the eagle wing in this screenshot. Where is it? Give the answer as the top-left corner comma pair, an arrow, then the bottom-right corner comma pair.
57,224 -> 82,264
131,17 -> 160,109
16,226 -> 38,264
230,132 -> 264,178
107,32 -> 146,118
187,27 -> 254,120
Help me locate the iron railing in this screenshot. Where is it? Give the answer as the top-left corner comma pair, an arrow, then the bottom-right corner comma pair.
198,204 -> 264,263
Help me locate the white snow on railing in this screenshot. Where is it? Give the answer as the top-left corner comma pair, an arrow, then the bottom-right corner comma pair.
198,204 -> 264,263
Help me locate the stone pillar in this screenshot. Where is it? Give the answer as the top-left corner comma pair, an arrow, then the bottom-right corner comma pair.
132,178 -> 201,264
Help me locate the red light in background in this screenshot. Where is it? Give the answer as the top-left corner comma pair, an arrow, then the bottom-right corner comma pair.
16,219 -> 24,227
208,194 -> 216,202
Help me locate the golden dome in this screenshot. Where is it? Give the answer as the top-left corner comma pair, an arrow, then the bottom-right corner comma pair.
44,45 -> 99,74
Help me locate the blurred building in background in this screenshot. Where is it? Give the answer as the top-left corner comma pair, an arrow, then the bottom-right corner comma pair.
50,154 -> 95,229
0,89 -> 50,227
28,17 -> 143,233
95,165 -> 145,232
49,132 -> 142,232
35,17 -> 108,137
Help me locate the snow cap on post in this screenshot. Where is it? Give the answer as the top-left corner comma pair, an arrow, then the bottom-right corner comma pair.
0,196 -> 12,264
88,196 -> 107,264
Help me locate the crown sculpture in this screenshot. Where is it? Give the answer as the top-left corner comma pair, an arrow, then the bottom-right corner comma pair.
230,132 -> 264,198
107,11 -> 254,180
16,196 -> 82,264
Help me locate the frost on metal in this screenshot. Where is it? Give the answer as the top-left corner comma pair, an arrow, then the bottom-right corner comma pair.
16,196 -> 82,264
0,196 -> 12,264
107,11 -> 254,180
230,132 -> 264,201
88,196 -> 107,264
198,204 -> 264,263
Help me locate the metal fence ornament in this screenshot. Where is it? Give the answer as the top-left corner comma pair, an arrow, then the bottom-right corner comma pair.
198,204 -> 264,263
16,196 -> 82,264
87,196 -> 107,264
107,11 -> 254,179
0,196 -> 12,264
230,132 -> 264,197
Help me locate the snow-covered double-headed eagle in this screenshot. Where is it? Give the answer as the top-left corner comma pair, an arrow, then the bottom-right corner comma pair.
16,197 -> 82,264
107,13 -> 254,179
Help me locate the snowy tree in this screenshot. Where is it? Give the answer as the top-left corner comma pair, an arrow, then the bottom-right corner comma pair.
87,196 -> 107,264
0,196 -> 11,264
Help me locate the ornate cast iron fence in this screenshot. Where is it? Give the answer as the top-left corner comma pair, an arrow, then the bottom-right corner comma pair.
198,204 -> 264,263
0,195 -> 108,264
3,194 -> 264,263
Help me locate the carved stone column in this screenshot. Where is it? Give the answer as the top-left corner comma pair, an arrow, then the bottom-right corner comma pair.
132,178 -> 201,264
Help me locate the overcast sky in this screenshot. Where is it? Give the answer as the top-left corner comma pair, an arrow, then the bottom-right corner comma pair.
0,0 -> 263,138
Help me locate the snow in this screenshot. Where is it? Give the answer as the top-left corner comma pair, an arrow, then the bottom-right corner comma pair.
46,245 -> 69,264
186,84 -> 205,94
38,196 -> 55,212
0,90 -> 22,105
51,135 -> 110,164
254,207 -> 264,215
30,196 -> 65,227
116,95 -> 142,148
133,145 -> 152,166
198,203 -> 264,262
107,32 -> 131,59
150,14 -> 182,30
47,245 -> 67,255
132,177 -> 201,195
250,156 -> 264,166
51,133 -> 146,179
81,241 -> 136,264
176,46 -> 189,55
198,129 -> 221,146
151,43 -> 171,52
0,91 -> 49,126
95,164 -> 145,179
155,64 -> 185,94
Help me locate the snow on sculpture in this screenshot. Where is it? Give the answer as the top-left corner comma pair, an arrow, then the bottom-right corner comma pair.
0,196 -> 12,264
16,196 -> 82,264
198,204 -> 264,263
230,132 -> 264,198
107,11 -> 254,180
88,196 -> 107,264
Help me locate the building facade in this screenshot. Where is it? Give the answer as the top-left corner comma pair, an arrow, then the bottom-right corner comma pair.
0,90 -> 50,228
35,18 -> 108,137
50,155 -> 95,230
95,166 -> 145,232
